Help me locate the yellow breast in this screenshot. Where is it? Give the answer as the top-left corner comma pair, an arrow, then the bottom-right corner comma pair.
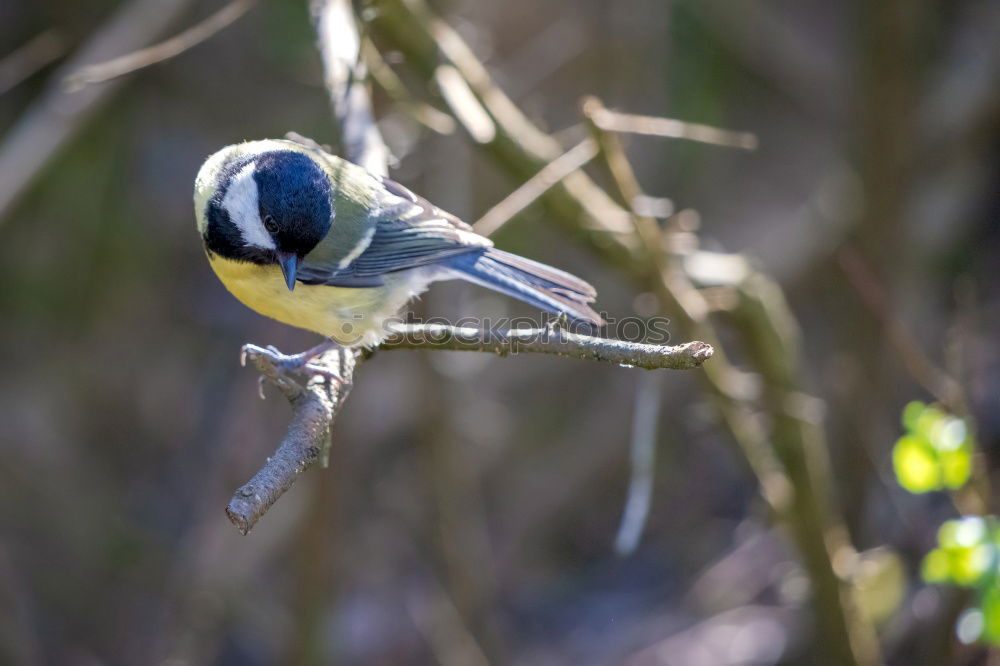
208,254 -> 405,346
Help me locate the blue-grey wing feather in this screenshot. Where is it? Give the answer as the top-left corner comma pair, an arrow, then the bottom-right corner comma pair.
294,173 -> 603,326
297,175 -> 490,287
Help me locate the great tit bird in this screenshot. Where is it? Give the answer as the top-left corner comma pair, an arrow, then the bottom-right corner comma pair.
194,139 -> 602,347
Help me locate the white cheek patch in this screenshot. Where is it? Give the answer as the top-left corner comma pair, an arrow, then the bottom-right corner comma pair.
222,161 -> 275,250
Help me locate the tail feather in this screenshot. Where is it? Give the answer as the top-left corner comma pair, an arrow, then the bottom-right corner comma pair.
447,248 -> 604,326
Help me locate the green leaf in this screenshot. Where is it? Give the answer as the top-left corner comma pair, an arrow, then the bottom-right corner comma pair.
980,586 -> 1000,644
902,401 -> 926,431
922,548 -> 952,583
941,447 -> 973,489
893,402 -> 976,494
916,405 -> 946,441
893,435 -> 940,493
951,544 -> 991,585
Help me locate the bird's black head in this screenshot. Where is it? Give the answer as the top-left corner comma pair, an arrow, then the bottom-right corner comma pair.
204,149 -> 333,290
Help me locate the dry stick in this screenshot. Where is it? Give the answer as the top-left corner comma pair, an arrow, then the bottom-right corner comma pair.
224,317 -> 714,531
406,572 -> 494,666
369,0 -> 638,246
225,348 -> 359,534
362,38 -> 456,135
378,324 -> 713,370
614,370 -> 663,555
227,326 -> 713,532
473,138 -> 598,237
0,0 -> 196,222
0,30 -> 67,96
588,105 -> 758,151
63,0 -> 256,91
836,245 -> 968,415
312,0 -> 390,176
582,95 -> 879,666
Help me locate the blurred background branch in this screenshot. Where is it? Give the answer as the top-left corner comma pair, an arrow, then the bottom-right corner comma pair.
0,0 -> 196,221
62,0 -> 256,92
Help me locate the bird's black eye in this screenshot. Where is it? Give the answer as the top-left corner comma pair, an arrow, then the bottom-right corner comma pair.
263,215 -> 278,233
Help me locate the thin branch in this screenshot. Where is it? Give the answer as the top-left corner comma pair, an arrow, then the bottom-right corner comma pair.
406,576 -> 494,666
435,64 -> 496,143
836,244 -> 969,415
0,0 -> 196,223
228,321 -> 713,533
311,0 -> 390,176
472,138 -> 597,237
614,370 -> 663,555
225,348 -> 359,534
368,0 -> 638,244
362,39 -> 456,135
588,105 -> 758,150
0,30 -> 67,96
378,323 -> 713,370
63,0 -> 255,92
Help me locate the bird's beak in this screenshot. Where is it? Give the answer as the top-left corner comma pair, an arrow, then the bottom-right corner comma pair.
277,251 -> 298,291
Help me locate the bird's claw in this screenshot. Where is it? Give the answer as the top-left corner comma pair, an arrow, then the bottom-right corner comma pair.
303,363 -> 348,390
240,342 -> 345,394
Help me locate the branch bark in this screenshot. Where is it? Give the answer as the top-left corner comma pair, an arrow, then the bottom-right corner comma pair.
379,323 -> 712,370
225,348 -> 358,534
227,324 -> 712,533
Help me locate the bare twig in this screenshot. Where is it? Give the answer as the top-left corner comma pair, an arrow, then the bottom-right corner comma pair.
0,30 -> 67,96
836,245 -> 968,415
406,577 -> 494,666
0,0 -> 196,222
368,0 -> 638,245
228,320 -> 712,533
378,323 -> 713,370
311,0 -> 390,176
588,105 -> 758,150
614,370 -> 663,555
63,0 -> 255,92
225,348 -> 358,534
435,64 -> 496,144
473,138 -> 598,237
362,39 -> 456,135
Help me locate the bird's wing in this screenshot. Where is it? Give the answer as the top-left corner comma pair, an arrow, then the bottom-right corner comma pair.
298,175 -> 491,287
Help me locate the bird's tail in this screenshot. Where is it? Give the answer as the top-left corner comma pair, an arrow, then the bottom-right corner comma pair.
447,248 -> 604,326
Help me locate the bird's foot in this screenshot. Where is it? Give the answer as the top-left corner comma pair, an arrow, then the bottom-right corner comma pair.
240,340 -> 346,394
